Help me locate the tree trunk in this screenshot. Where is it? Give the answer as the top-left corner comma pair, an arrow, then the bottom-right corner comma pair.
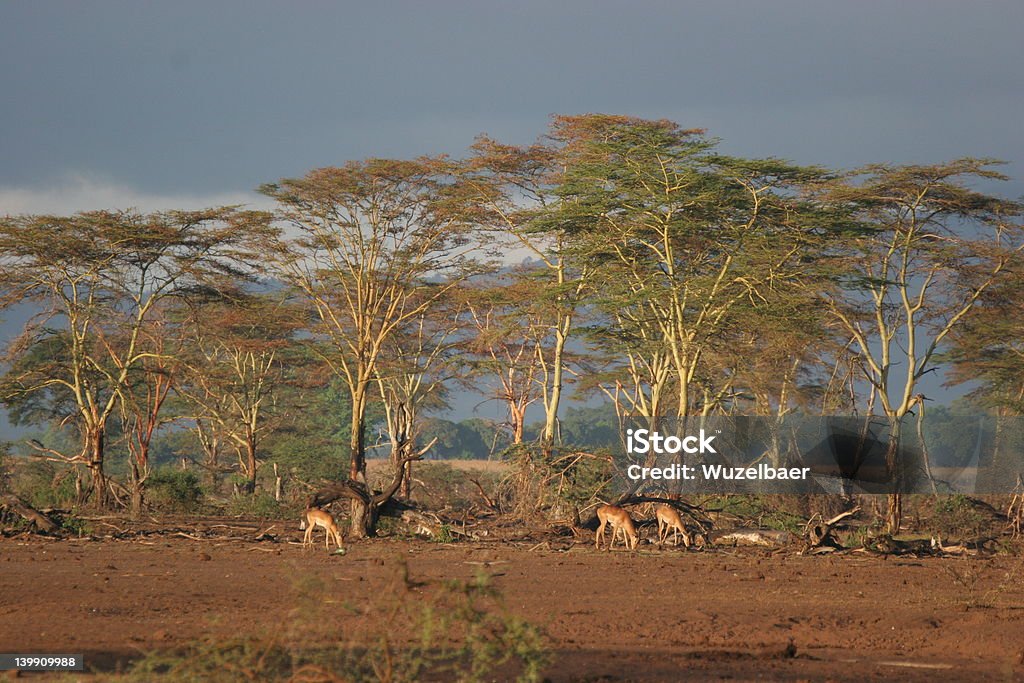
312,453 -> 420,540
195,422 -> 220,493
348,384 -> 367,480
128,439 -> 150,517
85,427 -> 109,508
129,461 -> 144,518
885,419 -> 904,534
510,403 -> 525,445
541,313 -> 571,452
349,499 -> 373,539
245,437 -> 257,495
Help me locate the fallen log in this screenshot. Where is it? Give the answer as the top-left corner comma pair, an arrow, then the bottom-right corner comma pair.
805,507 -> 860,550
399,510 -> 477,540
709,529 -> 796,547
0,494 -> 59,533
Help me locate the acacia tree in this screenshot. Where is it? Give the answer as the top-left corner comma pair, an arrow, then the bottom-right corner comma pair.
710,293 -> 837,418
117,309 -> 178,514
463,136 -> 596,450
373,303 -> 457,498
460,272 -> 546,445
262,159 -> 477,536
822,160 -> 1024,532
946,273 -> 1024,415
945,274 -> 1024,493
551,115 -> 834,421
0,209 -> 269,507
584,294 -> 674,431
175,291 -> 299,494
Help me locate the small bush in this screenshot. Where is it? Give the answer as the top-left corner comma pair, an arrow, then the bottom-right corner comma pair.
146,468 -> 204,513
11,460 -> 78,509
707,495 -> 805,534
931,494 -> 989,540
56,512 -> 91,537
223,492 -> 283,519
405,462 -> 502,512
434,523 -> 455,544
497,444 -> 614,520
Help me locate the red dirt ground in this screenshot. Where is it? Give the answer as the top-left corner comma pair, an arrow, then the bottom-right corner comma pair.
2,528 -> 1024,681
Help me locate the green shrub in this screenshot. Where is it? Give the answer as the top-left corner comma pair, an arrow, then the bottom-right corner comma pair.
434,523 -> 455,544
223,492 -> 282,519
707,495 -> 805,534
12,460 -> 78,509
931,494 -> 989,540
146,468 -> 204,513
56,512 -> 91,536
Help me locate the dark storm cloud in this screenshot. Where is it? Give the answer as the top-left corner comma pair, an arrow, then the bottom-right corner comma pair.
1,0 -> 1022,199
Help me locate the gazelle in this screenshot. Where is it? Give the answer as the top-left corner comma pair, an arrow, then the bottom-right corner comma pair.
301,507 -> 344,549
595,504 -> 638,551
656,504 -> 691,547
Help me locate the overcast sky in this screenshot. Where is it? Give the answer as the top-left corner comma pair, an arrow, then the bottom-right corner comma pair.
1,0 -> 1022,216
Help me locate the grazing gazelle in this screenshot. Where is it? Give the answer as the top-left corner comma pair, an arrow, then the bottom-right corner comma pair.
656,504 -> 692,548
595,504 -> 638,551
301,507 -> 344,549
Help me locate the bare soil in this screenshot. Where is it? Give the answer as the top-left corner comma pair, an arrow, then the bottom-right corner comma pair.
2,522 -> 1024,681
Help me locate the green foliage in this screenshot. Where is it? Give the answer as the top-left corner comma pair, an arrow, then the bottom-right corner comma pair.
551,404 -> 622,451
921,403 -> 996,469
261,370 -> 353,478
222,492 -> 283,519
433,523 -> 455,544
0,334 -> 77,426
931,495 -> 990,540
419,417 -> 493,460
146,468 -> 204,513
707,495 -> 805,534
265,433 -> 346,482
11,460 -> 78,509
402,462 -> 501,512
56,512 -> 91,536
147,429 -> 203,470
117,636 -> 291,682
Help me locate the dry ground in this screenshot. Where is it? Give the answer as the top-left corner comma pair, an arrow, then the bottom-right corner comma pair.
2,525 -> 1024,681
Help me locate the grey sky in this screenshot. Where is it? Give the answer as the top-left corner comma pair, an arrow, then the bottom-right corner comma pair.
0,1 -> 1021,436
1,0 -> 1022,214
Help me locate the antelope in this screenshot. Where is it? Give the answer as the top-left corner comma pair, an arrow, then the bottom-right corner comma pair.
595,504 -> 638,551
656,504 -> 691,548
301,507 -> 344,549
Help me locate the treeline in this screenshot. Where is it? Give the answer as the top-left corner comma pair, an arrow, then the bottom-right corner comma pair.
1,114 -> 1022,535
